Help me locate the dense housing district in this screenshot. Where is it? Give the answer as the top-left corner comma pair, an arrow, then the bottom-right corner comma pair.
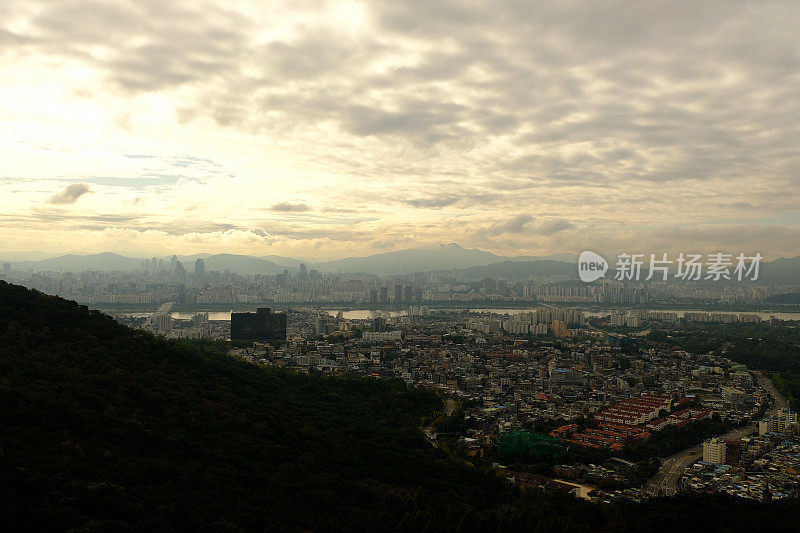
206,305 -> 799,503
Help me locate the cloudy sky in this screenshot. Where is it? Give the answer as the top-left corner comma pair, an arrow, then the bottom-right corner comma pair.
1,0 -> 799,260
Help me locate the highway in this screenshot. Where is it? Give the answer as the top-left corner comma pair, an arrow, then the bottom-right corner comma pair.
643,423 -> 757,496
754,370 -> 788,410
643,371 -> 788,497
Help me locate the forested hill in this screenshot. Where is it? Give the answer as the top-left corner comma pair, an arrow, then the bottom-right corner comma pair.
2,281 -> 799,532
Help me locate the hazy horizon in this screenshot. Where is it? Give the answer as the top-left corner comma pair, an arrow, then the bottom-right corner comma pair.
0,243 -> 578,264
3,243 -> 800,269
2,1 -> 800,260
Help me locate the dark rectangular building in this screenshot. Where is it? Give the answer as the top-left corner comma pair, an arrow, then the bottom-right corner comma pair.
230,308 -> 286,342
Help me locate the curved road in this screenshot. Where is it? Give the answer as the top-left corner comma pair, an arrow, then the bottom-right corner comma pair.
643,371 -> 787,497
643,423 -> 756,496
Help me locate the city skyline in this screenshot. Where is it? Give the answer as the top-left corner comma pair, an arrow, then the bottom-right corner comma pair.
1,244 -> 796,276
3,2 -> 800,527
2,1 -> 800,260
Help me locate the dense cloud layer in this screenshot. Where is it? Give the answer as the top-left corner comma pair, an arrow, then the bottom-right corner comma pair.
0,0 -> 798,259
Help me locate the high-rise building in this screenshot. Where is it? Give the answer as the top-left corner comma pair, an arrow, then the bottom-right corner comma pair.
703,437 -> 726,464
230,308 -> 287,342
759,408 -> 798,435
175,261 -> 186,281
403,285 -> 413,303
277,269 -> 288,287
394,285 -> 403,303
379,286 -> 389,304
372,317 -> 387,332
195,258 -> 205,279
551,320 -> 569,337
2,262 -> 10,275
156,314 -> 172,333
724,439 -> 741,465
314,317 -> 326,336
175,283 -> 187,304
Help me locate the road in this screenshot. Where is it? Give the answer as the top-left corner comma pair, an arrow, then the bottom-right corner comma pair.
424,398 -> 457,449
643,423 -> 756,496
754,370 -> 788,410
643,371 -> 788,497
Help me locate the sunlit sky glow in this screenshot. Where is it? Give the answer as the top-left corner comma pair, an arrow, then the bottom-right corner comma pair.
1,0 -> 799,260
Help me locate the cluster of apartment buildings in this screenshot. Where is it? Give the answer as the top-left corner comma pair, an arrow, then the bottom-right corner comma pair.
548,396 -> 712,451
594,394 -> 673,425
688,434 -> 800,500
5,261 -> 798,308
605,310 -> 763,328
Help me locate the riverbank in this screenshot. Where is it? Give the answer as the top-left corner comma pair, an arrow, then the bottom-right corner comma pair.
93,301 -> 800,316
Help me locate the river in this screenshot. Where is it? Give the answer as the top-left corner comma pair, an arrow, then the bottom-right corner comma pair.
147,308 -> 800,322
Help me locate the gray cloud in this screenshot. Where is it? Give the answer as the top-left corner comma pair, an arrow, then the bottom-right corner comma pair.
24,1 -> 251,92
82,175 -> 182,189
47,183 -> 91,204
499,214 -> 534,234
403,197 -> 459,209
342,101 -> 468,144
533,219 -> 574,235
0,210 -> 142,231
150,222 -> 241,235
481,214 -> 535,236
270,202 -> 310,213
9,0 -> 799,188
476,215 -> 574,238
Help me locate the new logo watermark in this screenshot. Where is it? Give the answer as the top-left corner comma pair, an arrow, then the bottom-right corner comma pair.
578,251 -> 762,282
578,250 -> 608,282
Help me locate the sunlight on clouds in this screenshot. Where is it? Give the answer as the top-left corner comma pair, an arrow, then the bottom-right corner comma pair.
329,0 -> 370,32
0,0 -> 798,259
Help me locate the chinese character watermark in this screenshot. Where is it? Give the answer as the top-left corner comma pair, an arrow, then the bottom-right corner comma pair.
578,251 -> 762,282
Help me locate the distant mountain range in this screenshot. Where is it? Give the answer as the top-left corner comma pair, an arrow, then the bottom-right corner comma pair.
172,253 -> 305,269
6,252 -> 144,272
0,244 -> 576,276
1,245 -> 798,283
758,255 -> 800,284
190,254 -> 287,274
315,244 -> 575,274
0,251 -> 61,262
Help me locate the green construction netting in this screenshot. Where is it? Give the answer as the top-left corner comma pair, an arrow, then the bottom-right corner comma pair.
499,430 -> 566,459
